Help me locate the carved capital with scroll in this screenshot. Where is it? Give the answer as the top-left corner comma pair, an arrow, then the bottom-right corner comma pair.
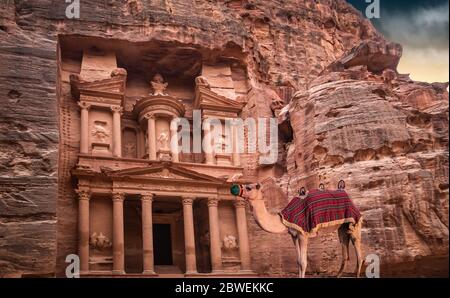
234,198 -> 247,209
112,192 -> 125,202
78,101 -> 92,110
182,197 -> 195,206
207,198 -> 219,207
141,193 -> 154,202
110,105 -> 124,114
76,189 -> 91,201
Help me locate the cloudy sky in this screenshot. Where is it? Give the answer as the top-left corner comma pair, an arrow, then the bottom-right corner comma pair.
347,0 -> 449,83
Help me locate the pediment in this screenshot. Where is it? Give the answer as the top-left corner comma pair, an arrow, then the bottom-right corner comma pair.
70,72 -> 127,100
109,162 -> 226,184
194,86 -> 243,114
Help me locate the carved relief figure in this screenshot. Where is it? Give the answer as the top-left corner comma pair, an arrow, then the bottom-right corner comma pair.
91,121 -> 110,143
223,235 -> 239,250
124,143 -> 136,157
195,76 -> 210,89
157,130 -> 170,150
150,73 -> 168,96
90,232 -> 112,249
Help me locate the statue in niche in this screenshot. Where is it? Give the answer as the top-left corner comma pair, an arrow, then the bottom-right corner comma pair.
150,73 -> 168,96
91,121 -> 110,143
223,235 -> 239,250
157,130 -> 170,150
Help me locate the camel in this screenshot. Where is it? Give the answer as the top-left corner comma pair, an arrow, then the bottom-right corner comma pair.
235,182 -> 363,278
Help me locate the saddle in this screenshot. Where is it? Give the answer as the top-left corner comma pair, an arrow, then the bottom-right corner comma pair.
280,181 -> 361,236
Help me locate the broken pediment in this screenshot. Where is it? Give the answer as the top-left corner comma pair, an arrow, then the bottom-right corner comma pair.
70,69 -> 127,102
194,85 -> 244,117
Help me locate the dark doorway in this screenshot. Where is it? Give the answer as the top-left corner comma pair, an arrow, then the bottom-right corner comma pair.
153,224 -> 173,265
124,199 -> 143,273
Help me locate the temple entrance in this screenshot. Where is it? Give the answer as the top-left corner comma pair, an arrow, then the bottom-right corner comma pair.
153,199 -> 186,275
153,224 -> 173,265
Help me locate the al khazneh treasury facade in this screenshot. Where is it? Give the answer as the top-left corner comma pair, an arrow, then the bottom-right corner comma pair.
60,37 -> 268,276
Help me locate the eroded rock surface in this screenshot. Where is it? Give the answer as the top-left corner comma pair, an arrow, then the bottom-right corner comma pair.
285,47 -> 449,275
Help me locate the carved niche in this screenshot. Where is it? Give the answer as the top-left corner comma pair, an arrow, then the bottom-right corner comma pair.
91,120 -> 111,155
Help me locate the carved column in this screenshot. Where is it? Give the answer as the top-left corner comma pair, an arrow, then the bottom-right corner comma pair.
77,190 -> 90,274
207,198 -> 223,272
141,194 -> 155,274
112,192 -> 125,274
170,119 -> 179,163
146,113 -> 157,160
234,199 -> 251,271
111,106 -> 123,158
203,120 -> 214,165
182,197 -> 197,274
78,102 -> 91,154
232,124 -> 241,167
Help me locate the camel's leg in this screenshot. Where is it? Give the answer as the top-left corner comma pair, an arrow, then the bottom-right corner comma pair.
298,235 -> 308,278
337,226 -> 350,278
351,226 -> 363,278
293,235 -> 302,278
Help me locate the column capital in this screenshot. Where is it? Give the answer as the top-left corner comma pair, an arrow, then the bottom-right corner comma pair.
182,197 -> 195,206
76,189 -> 91,201
112,192 -> 125,202
141,193 -> 154,202
207,197 -> 219,207
78,101 -> 91,110
145,112 -> 156,120
111,105 -> 123,114
234,198 -> 247,209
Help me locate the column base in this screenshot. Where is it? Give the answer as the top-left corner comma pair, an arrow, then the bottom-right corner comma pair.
239,269 -> 255,274
142,270 -> 157,275
185,270 -> 199,275
211,269 -> 225,274
112,270 -> 125,275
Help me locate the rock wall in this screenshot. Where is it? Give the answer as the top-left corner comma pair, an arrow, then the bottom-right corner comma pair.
285,42 -> 449,275
0,0 -> 447,277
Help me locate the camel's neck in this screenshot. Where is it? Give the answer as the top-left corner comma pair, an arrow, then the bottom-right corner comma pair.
249,194 -> 288,234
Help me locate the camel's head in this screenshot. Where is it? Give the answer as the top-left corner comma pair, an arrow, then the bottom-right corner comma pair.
230,183 -> 261,201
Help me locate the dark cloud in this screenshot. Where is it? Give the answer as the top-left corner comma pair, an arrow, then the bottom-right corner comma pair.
375,2 -> 449,51
347,0 -> 449,83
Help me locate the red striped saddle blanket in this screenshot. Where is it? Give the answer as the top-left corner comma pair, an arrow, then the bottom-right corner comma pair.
280,189 -> 361,235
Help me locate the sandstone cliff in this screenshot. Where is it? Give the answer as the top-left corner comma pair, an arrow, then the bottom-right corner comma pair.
279,41 -> 449,276
0,0 -> 447,277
